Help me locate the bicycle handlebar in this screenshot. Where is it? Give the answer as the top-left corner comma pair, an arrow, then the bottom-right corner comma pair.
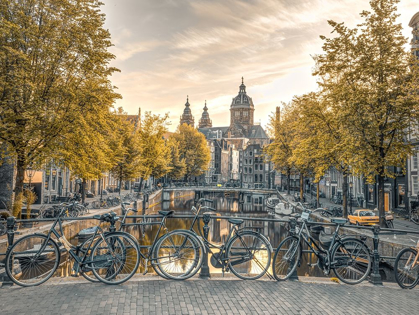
198,198 -> 214,204
202,206 -> 216,212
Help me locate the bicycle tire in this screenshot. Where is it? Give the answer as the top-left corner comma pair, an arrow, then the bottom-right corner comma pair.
411,213 -> 419,225
272,236 -> 300,281
5,234 -> 60,287
394,247 -> 419,289
226,230 -> 271,280
153,230 -> 203,280
331,238 -> 371,285
91,232 -> 140,285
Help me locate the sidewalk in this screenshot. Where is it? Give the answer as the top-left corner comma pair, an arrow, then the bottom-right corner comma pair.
0,277 -> 417,315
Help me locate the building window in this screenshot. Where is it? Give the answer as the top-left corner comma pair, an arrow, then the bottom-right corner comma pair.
247,196 -> 251,202
249,151 -> 253,156
413,155 -> 418,170
255,175 -> 258,182
249,159 -> 252,164
413,176 -> 419,196
260,174 -> 263,182
260,164 -> 263,171
368,185 -> 374,202
244,167 -> 247,173
249,167 -> 252,173
244,111 -> 248,117
245,159 -> 247,164
398,184 -> 405,207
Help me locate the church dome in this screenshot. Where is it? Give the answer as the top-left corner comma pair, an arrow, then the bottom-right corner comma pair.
231,77 -> 254,109
180,96 -> 195,127
198,100 -> 212,128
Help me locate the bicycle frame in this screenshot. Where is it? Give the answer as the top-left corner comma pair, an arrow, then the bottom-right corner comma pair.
294,219 -> 343,274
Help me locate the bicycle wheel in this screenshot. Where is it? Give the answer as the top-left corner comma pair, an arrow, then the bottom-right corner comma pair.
394,247 -> 419,289
77,236 -> 100,283
331,238 -> 371,285
272,236 -> 300,281
153,231 -> 203,280
411,213 -> 419,225
91,232 -> 140,285
5,234 -> 60,287
226,231 -> 271,280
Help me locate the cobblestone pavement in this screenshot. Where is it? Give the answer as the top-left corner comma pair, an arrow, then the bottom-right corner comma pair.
0,277 -> 417,315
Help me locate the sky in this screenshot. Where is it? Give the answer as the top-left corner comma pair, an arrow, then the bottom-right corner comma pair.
101,0 -> 419,132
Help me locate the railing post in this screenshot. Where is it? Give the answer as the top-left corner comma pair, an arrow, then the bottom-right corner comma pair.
370,225 -> 382,285
199,213 -> 211,278
1,216 -> 16,286
133,200 -> 137,211
288,217 -> 299,281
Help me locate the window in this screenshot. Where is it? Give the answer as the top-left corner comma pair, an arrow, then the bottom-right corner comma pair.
249,151 -> 253,156
247,196 -> 251,202
249,159 -> 252,164
243,111 -> 248,116
235,110 -> 240,116
413,176 -> 419,196
259,174 -> 263,182
368,185 -> 374,202
413,155 -> 418,170
244,167 -> 247,173
255,175 -> 258,182
245,159 -> 248,164
249,167 -> 252,173
255,157 -> 259,163
52,169 -> 57,190
260,164 -> 263,171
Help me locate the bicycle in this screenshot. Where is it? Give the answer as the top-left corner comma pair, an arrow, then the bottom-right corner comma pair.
410,209 -> 419,225
4,207 -> 141,286
394,239 -> 419,289
272,209 -> 372,284
80,202 -> 205,282
188,198 -> 273,280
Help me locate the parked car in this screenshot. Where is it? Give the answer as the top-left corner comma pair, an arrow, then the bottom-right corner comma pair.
348,209 -> 379,226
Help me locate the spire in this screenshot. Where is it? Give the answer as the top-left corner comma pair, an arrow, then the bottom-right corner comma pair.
242,76 -> 244,84
198,100 -> 212,128
180,95 -> 194,127
239,77 -> 246,94
185,95 -> 190,106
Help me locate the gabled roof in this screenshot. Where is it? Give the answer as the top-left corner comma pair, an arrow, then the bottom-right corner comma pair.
248,125 -> 269,139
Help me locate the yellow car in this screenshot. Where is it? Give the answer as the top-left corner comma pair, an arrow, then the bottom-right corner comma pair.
348,209 -> 379,226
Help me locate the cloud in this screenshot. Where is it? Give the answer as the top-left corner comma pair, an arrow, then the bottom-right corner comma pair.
101,0 -> 419,131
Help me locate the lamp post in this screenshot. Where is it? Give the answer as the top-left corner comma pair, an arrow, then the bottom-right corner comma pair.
25,165 -> 36,191
349,182 -> 353,215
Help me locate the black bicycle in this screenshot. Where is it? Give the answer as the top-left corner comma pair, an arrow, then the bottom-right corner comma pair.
79,202 -> 205,282
272,209 -> 372,284
189,198 -> 273,280
5,207 -> 141,286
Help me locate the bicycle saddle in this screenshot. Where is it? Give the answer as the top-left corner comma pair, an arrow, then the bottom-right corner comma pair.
158,210 -> 174,217
331,218 -> 348,225
228,218 -> 243,225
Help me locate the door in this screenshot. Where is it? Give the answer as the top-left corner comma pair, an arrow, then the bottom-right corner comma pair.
384,192 -> 390,212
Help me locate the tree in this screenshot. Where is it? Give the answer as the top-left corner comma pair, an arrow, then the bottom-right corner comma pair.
109,109 -> 142,194
265,103 -> 296,195
166,138 -> 186,181
137,112 -> 171,188
172,124 -> 210,181
315,0 -> 419,225
0,0 -> 119,215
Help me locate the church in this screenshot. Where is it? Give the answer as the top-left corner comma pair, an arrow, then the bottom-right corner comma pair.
179,78 -> 273,188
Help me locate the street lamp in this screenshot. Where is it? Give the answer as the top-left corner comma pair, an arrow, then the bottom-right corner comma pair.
349,182 -> 353,215
26,165 -> 36,190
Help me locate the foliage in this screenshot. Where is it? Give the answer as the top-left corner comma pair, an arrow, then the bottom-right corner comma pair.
166,138 -> 186,180
23,189 -> 37,219
172,124 -> 210,180
0,0 -> 120,206
137,112 -> 171,181
314,0 -> 419,223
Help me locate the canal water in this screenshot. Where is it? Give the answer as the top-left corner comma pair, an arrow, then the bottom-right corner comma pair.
56,193 -> 324,278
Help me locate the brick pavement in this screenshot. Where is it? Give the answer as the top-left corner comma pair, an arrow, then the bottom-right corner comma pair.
0,277 -> 417,315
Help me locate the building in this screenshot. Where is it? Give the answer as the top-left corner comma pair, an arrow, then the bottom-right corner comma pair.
198,101 -> 212,128
410,12 -> 419,58
180,96 -> 195,127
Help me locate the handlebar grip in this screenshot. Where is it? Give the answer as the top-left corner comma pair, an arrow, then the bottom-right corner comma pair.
199,198 -> 214,204
202,206 -> 217,212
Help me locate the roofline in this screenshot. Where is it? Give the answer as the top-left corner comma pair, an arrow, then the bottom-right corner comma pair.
409,12 -> 419,27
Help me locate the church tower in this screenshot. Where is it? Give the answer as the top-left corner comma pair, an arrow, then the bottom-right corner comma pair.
180,96 -> 195,127
198,101 -> 212,128
229,77 -> 254,136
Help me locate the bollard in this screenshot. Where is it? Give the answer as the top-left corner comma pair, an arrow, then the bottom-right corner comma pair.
133,200 -> 137,211
370,225 -> 383,285
199,212 -> 211,278
287,217 -> 299,281
2,216 -> 16,286
142,196 -> 146,215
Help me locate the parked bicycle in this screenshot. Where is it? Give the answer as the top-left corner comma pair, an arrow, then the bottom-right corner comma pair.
188,198 -> 273,280
272,209 -> 372,284
410,209 -> 419,225
5,207 -> 141,286
314,206 -> 342,218
394,239 -> 419,289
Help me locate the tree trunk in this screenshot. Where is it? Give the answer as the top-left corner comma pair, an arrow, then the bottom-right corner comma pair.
287,169 -> 291,195
316,181 -> 320,208
299,173 -> 304,202
378,171 -> 385,228
81,178 -> 86,204
13,156 -> 26,218
342,173 -> 348,218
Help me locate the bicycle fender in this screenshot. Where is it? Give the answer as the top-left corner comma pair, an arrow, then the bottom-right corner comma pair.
169,229 -> 207,254
236,229 -> 273,252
